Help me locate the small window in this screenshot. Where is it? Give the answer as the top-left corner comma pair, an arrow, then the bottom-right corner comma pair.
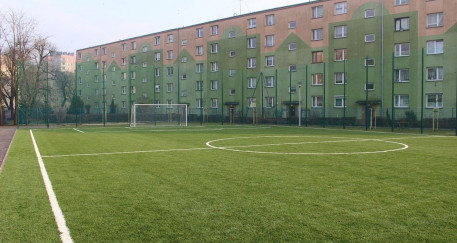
248,18 -> 257,28
229,31 -> 236,38
289,65 -> 297,72
289,21 -> 296,29
335,72 -> 346,84
168,34 -> 174,43
211,25 -> 219,35
196,81 -> 203,91
365,9 -> 375,18
142,77 -> 148,83
155,52 -> 161,61
266,14 -> 275,26
312,73 -> 324,85
365,58 -> 375,66
248,78 -> 257,88
312,29 -> 323,41
334,96 -> 346,108
131,41 -> 137,50
395,0 -> 410,6
229,89 -> 236,96
167,83 -> 173,92
394,69 -> 410,82
427,13 -> 444,28
247,58 -> 256,69
182,57 -> 187,63
265,35 -> 275,47
334,2 -> 347,15
182,74 -> 187,80
426,93 -> 443,108
395,17 -> 410,31
197,28 -> 204,38
312,6 -> 324,19
181,91 -> 187,97
335,49 -> 347,61
427,40 -> 444,54
211,62 -> 219,72
167,50 -> 173,59
394,95 -> 409,108
265,97 -> 274,108
122,43 -> 127,51
197,46 -> 204,56
395,43 -> 410,57
289,43 -> 297,51
143,62 -> 147,68
142,46 -> 148,52
210,80 -> 218,90
365,83 -> 375,91
167,67 -> 174,76
312,51 -> 324,63
365,34 -> 375,43
426,67 -> 443,81
154,36 -> 161,45
229,51 -> 236,57
229,70 -> 236,76
312,96 -> 323,108
266,56 -> 275,67
182,40 -> 187,46
334,25 -> 347,38
210,43 -> 219,53
265,76 -> 275,87
247,38 -> 257,49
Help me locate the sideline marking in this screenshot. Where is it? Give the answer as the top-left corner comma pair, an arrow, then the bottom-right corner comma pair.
30,130 -> 73,243
73,128 -> 84,133
206,136 -> 409,155
42,147 -> 211,158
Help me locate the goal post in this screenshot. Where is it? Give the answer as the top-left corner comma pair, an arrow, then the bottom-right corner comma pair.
131,104 -> 188,127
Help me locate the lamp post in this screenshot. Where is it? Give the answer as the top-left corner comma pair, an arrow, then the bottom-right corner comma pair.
298,82 -> 302,126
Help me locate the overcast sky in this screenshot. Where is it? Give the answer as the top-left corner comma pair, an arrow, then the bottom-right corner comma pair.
1,0 -> 314,53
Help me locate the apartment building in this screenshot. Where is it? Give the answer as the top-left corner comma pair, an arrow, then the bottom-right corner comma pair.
76,0 -> 457,124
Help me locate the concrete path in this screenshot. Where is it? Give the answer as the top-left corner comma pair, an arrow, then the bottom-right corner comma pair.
0,127 -> 17,174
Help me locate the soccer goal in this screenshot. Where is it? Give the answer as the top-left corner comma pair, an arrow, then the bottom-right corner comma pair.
131,104 -> 188,127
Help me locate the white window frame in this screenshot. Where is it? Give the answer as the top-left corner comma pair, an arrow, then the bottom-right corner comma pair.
394,95 -> 409,108
265,97 -> 274,108
265,76 -> 275,87
167,50 -> 174,59
334,49 -> 347,61
266,14 -> 275,26
395,69 -> 410,82
395,17 -> 410,31
365,34 -> 375,43
266,56 -> 275,67
229,51 -> 236,58
312,73 -> 324,85
247,58 -> 257,69
211,25 -> 219,35
312,96 -> 323,108
427,40 -> 444,55
312,28 -> 323,41
334,2 -> 347,15
427,13 -> 444,28
426,93 -> 443,108
365,58 -> 375,67
167,83 -> 173,93
289,21 -> 296,29
211,80 -> 218,90
334,25 -> 347,38
196,46 -> 204,56
365,9 -> 375,18
365,83 -> 375,91
197,28 -> 204,38
248,18 -> 257,28
395,43 -> 410,57
211,98 -> 218,108
247,38 -> 257,49
196,81 -> 203,91
426,67 -> 443,81
265,35 -> 275,47
211,62 -> 219,72
154,36 -> 161,45
312,5 -> 324,19
168,34 -> 174,43
334,96 -> 346,108
335,72 -> 346,84
196,98 -> 203,108
155,52 -> 161,61
229,31 -> 236,38
395,0 -> 410,5
210,43 -> 218,53
248,77 -> 257,88
289,43 -> 297,51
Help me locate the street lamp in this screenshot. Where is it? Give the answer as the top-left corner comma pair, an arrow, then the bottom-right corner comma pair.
298,82 -> 302,126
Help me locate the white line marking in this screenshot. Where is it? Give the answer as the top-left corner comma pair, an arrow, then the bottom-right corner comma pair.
73,128 -> 84,133
30,130 -> 73,243
42,147 -> 211,158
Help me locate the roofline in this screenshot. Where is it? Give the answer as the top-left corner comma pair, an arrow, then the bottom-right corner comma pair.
76,0 -> 329,52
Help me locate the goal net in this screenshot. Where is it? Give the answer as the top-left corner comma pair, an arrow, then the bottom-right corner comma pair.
131,104 -> 188,127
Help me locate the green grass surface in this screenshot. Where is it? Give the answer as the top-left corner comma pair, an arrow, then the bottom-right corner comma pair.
1,125 -> 457,242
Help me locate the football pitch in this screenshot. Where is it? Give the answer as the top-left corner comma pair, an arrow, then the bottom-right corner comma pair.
1,125 -> 456,242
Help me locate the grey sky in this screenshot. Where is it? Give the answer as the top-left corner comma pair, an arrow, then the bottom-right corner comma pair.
0,0 -> 312,52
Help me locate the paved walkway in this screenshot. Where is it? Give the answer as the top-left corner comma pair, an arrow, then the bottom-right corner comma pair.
0,127 -> 17,173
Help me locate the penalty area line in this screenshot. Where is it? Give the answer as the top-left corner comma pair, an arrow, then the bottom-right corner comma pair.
30,130 -> 73,243
42,147 -> 212,158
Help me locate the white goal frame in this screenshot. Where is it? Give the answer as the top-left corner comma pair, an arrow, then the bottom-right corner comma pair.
130,104 -> 188,127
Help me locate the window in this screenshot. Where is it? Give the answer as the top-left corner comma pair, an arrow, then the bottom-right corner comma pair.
78,52 -> 82,59
143,93 -> 148,99
312,6 -> 324,18
196,63 -> 204,73
211,98 -> 218,108
168,34 -> 174,43
394,95 -> 409,108
142,46 -> 148,52
167,50 -> 174,59
265,76 -> 275,87
334,25 -> 347,38
167,100 -> 173,108
167,83 -> 173,92
211,80 -> 218,90
247,38 -> 257,49
365,83 -> 375,90
312,73 -> 324,85
335,72 -> 346,84
112,66 -> 116,72
210,43 -> 218,53
131,56 -> 136,64
122,72 -> 127,80
395,0 -> 409,6
229,89 -> 236,96
248,98 -> 256,108
196,46 -> 204,56
248,78 -> 257,88
266,14 -> 275,26
334,2 -> 347,15
142,77 -> 148,83
155,52 -> 161,61
395,69 -> 410,82
289,65 -> 297,72
112,52 -> 116,58
121,58 -> 127,66
121,86 -> 127,94
122,101 -> 126,108
95,89 -> 99,96
130,71 -> 136,80
335,49 -> 347,61
427,13 -> 443,28
289,86 -> 296,94
266,56 -> 275,67
229,31 -> 236,38
122,43 -> 127,51
265,35 -> 275,47
426,93 -> 443,108
95,62 -> 99,69
247,58 -> 256,69
155,68 -> 160,77
265,97 -> 274,108
211,25 -> 219,35
289,21 -> 296,29
427,40 -> 444,54
229,51 -> 236,57
197,28 -> 204,38
365,34 -> 375,42
334,96 -> 346,108
182,40 -> 187,46
95,49 -> 99,57
167,67 -> 174,76
427,67 -> 443,81
131,41 -> 137,50
312,51 -> 324,63
211,62 -> 218,72
182,57 -> 187,63
78,77 -> 82,84
312,28 -> 323,41
196,98 -> 203,108
196,81 -> 203,91
312,96 -> 323,108
102,48 -> 107,55
365,58 -> 375,66
395,43 -> 410,57
395,17 -> 410,31
229,70 -> 236,76
248,18 -> 257,28
365,9 -> 375,18
289,43 -> 297,51
181,74 -> 187,80
154,36 -> 161,45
